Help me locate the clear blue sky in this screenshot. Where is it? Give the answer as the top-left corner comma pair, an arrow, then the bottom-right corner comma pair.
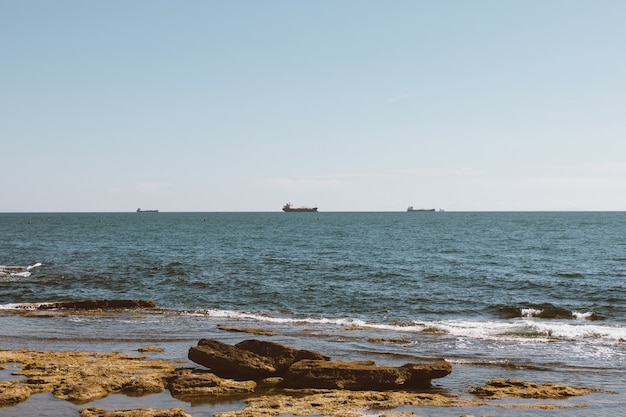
2,0 -> 625,212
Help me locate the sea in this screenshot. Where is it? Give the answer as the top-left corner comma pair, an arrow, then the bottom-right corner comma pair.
1,211 -> 626,417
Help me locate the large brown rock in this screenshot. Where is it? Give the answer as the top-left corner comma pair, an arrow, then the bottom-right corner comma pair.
188,339 -> 277,380
401,361 -> 454,385
188,339 -> 452,391
234,339 -> 330,373
284,359 -> 452,390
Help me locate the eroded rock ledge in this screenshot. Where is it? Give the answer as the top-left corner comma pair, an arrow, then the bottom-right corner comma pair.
469,379 -> 610,399
188,338 -> 451,390
0,350 -> 175,405
80,407 -> 193,417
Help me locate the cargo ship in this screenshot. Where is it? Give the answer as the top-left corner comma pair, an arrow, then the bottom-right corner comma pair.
136,208 -> 158,213
407,206 -> 435,212
282,202 -> 318,212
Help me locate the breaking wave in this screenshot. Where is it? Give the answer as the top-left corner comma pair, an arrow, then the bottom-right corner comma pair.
0,302 -> 45,310
184,308 -> 626,343
4,302 -> 625,344
0,263 -> 42,279
492,303 -> 605,321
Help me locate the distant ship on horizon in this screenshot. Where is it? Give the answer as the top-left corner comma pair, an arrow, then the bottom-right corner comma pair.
136,208 -> 158,213
407,206 -> 435,212
282,202 -> 318,212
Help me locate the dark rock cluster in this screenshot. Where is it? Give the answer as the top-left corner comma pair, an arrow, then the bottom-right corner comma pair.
188,338 -> 451,390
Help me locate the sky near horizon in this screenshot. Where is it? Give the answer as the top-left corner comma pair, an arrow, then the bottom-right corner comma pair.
2,0 -> 626,212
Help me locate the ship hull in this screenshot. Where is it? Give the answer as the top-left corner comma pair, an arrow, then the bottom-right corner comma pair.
283,207 -> 318,212
282,202 -> 318,212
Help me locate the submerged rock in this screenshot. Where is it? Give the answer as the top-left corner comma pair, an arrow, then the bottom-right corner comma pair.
138,346 -> 165,353
79,406 -> 192,417
469,379 -> 607,399
38,300 -> 156,310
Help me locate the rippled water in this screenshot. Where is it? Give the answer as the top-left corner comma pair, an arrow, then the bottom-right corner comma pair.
2,211 -> 626,416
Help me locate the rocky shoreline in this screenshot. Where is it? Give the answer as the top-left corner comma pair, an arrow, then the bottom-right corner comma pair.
0,338 -> 612,417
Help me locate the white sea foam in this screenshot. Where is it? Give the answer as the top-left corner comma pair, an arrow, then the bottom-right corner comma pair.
193,309 -> 373,328
191,309 -> 626,343
518,307 -> 598,320
412,319 -> 518,340
0,302 -> 45,310
530,320 -> 626,340
415,318 -> 626,342
572,311 -> 595,320
520,308 -> 543,317
0,263 -> 43,278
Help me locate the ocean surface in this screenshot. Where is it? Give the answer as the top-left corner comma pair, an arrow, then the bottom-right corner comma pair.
2,211 -> 626,416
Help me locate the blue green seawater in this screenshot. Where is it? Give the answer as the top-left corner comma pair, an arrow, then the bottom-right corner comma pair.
2,211 -> 626,416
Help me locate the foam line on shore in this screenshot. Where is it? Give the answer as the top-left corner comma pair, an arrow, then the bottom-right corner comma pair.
187,308 -> 626,343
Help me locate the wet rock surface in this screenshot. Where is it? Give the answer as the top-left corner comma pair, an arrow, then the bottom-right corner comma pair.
214,389 -> 471,417
79,406 -> 193,417
168,368 -> 257,397
0,350 -> 175,405
469,378 -> 609,399
0,341 -> 611,416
